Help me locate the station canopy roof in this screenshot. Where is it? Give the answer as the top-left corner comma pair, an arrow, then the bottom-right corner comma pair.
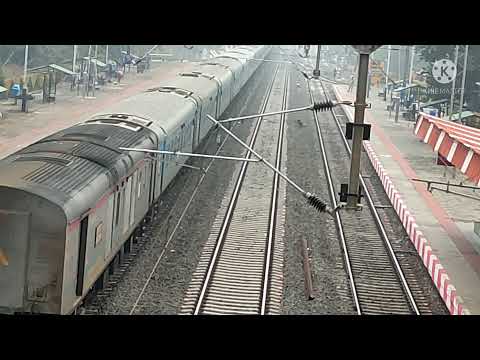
415,112 -> 480,185
29,63 -> 77,76
393,83 -> 424,92
82,57 -> 107,67
450,111 -> 475,121
420,98 -> 450,108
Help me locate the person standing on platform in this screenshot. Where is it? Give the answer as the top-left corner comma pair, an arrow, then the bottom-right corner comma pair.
348,74 -> 355,92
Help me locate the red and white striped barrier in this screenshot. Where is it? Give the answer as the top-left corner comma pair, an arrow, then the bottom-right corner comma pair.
415,113 -> 480,186
363,141 -> 467,315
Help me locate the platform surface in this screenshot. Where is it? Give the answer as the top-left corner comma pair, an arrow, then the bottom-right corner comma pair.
0,62 -> 192,160
334,83 -> 480,314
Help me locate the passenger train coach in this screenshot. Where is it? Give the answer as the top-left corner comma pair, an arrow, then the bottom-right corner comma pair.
0,45 -> 271,314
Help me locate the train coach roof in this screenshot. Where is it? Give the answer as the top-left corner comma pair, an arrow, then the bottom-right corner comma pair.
199,56 -> 244,72
0,119 -> 157,221
94,90 -> 197,135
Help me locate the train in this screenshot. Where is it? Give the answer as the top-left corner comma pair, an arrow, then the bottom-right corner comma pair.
0,45 -> 271,314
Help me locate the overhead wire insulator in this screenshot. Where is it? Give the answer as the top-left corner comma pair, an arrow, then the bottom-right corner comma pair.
304,192 -> 328,212
313,100 -> 335,112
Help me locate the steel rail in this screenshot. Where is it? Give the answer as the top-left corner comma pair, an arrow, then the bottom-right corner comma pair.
261,68 -> 290,313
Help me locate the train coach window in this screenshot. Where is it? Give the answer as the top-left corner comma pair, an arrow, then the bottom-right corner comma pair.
94,222 -> 104,247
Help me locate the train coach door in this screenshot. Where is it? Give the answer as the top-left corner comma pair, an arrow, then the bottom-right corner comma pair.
192,113 -> 198,151
196,98 -> 204,149
0,210 -> 30,311
104,195 -> 115,260
111,187 -> 121,251
148,161 -> 155,206
76,215 -> 89,296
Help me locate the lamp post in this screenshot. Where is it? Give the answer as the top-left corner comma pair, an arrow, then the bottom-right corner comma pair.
403,46 -> 410,86
72,45 -> 78,73
409,45 -> 416,84
385,45 -> 392,101
398,46 -> 402,85
23,45 -> 29,89
85,45 -> 92,97
449,45 -> 459,120
458,45 -> 469,123
313,45 -> 321,78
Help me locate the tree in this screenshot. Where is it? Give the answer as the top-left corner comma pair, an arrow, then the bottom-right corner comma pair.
416,45 -> 480,111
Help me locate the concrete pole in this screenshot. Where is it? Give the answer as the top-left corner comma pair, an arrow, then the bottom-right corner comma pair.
385,45 -> 391,98
313,45 -> 321,77
105,45 -> 109,64
347,52 -> 370,208
403,46 -> 410,86
86,45 -> 92,97
409,45 -> 415,84
91,46 -> 96,97
23,45 -> 29,89
395,97 -> 400,123
398,46 -> 402,84
458,45 -> 469,123
127,45 -> 131,72
449,45 -> 459,120
367,58 -> 371,98
72,45 -> 78,73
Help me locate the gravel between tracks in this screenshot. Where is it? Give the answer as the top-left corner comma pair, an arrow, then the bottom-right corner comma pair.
281,67 -> 356,314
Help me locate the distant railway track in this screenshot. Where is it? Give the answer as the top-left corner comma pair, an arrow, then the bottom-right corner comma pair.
179,64 -> 289,315
306,70 -> 423,314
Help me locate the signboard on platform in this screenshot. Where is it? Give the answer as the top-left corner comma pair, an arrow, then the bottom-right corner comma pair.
370,61 -> 384,86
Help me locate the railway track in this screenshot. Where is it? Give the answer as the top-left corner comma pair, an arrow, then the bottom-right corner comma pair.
321,80 -> 447,314
305,69 -> 424,314
179,64 -> 289,315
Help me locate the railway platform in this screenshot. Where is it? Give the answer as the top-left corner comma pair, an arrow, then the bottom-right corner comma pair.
333,83 -> 480,314
0,61 -> 192,160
